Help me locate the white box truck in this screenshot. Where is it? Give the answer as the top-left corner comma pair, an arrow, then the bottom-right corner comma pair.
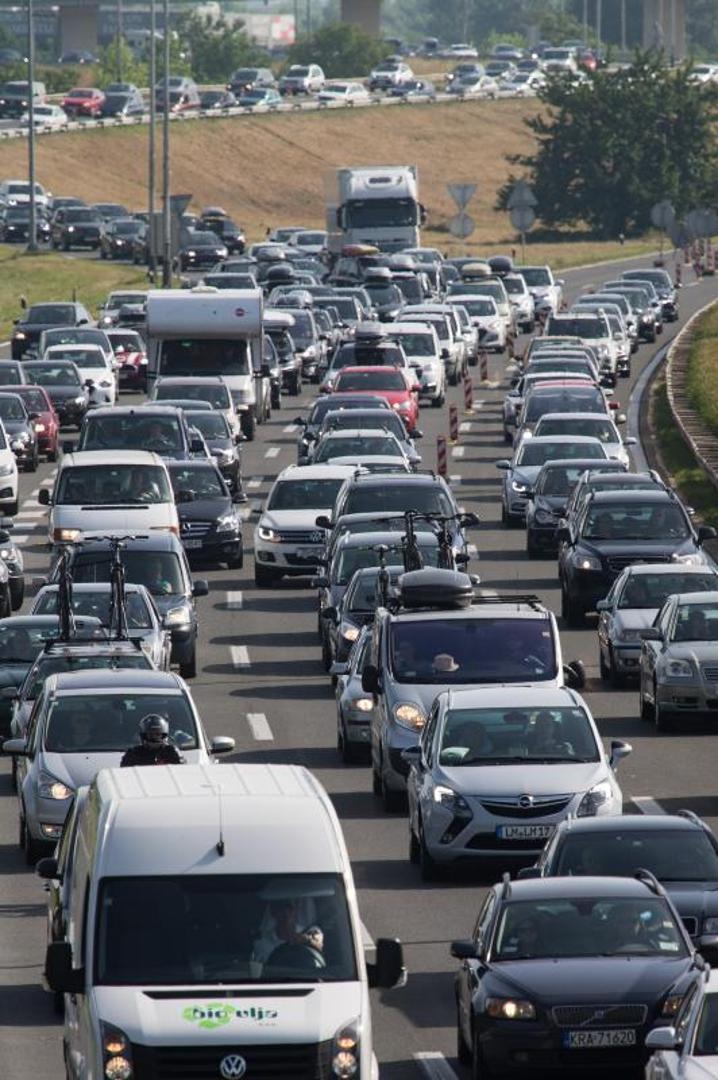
43,763 -> 405,1080
145,286 -> 270,441
325,165 -> 426,255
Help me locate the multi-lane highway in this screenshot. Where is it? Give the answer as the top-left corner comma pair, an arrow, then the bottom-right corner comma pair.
0,252 -> 717,1079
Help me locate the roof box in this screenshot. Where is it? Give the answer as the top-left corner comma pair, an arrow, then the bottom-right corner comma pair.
398,568 -> 474,610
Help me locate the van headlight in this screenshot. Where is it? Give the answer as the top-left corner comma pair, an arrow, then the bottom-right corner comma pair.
332,1021 -> 359,1078
393,702 -> 426,730
101,1022 -> 134,1079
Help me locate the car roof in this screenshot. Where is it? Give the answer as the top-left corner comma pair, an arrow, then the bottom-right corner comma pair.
62,450 -> 167,467
275,463 -> 360,480
536,412 -> 616,424
555,813 -> 710,836
0,615 -> 67,628
442,685 -> 576,709
89,404 -> 182,418
671,590 -> 718,604
156,375 -> 225,385
500,876 -> 670,901
320,428 -> 399,439
619,563 -> 715,577
589,489 -> 676,504
49,669 -> 181,692
38,582 -> 146,594
346,472 -> 443,487
520,434 -> 604,445
582,471 -> 657,485
537,457 -> 614,471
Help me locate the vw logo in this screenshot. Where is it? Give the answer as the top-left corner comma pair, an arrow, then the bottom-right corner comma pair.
219,1055 -> 247,1079
518,794 -> 534,808
234,308 -> 246,318
310,531 -> 324,543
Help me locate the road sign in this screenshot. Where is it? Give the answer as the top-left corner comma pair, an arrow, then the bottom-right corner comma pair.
169,193 -> 192,219
507,179 -> 537,209
449,212 -> 475,239
650,200 -> 675,231
510,205 -> 536,232
447,183 -> 477,210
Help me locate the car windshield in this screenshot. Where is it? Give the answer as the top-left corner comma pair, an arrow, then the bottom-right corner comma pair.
0,366 -> 21,387
70,551 -> 184,597
55,464 -> 172,505
171,466 -> 225,499
337,543 -> 438,585
26,364 -> 81,387
695,996 -> 718,1055
268,478 -> 345,511
344,484 -> 452,516
517,441 -> 604,467
190,412 -> 230,439
537,418 -> 617,442
33,590 -> 151,628
107,294 -> 145,309
390,617 -> 557,683
519,268 -> 551,286
335,369 -> 406,392
108,332 -> 142,352
159,339 -> 250,378
332,345 -> 403,371
346,568 -> 402,611
315,435 -> 402,462
50,348 -> 105,368
14,387 -> 47,412
0,623 -> 59,662
583,503 -> 689,541
323,413 -> 403,438
524,390 -> 606,421
44,329 -> 106,349
673,602 -> 718,642
0,396 -> 25,420
24,652 -> 152,700
81,414 -> 182,453
537,464 -> 598,496
364,282 -> 403,305
95,872 -> 356,985
26,305 -> 75,325
66,210 -> 100,223
547,318 -> 607,339
529,361 -> 592,377
44,692 -> 197,752
112,221 -> 141,236
462,299 -> 497,317
618,572 -> 716,608
438,705 -> 598,766
493,897 -> 686,960
156,383 -> 229,409
390,332 -> 434,356
555,829 -> 718,880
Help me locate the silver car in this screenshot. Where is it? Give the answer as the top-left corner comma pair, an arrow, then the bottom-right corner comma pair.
332,627 -> 375,763
598,564 -> 718,686
639,591 -> 718,731
404,685 -> 631,879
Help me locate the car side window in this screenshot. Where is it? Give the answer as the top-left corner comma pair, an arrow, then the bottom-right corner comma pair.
657,600 -> 674,636
422,703 -> 440,765
675,982 -> 700,1049
472,893 -> 495,949
25,690 -> 47,752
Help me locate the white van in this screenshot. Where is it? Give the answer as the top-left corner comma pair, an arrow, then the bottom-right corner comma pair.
44,763 -> 405,1080
40,450 -> 179,544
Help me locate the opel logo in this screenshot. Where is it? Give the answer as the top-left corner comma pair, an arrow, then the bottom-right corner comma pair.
518,794 -> 534,808
220,1055 -> 247,1079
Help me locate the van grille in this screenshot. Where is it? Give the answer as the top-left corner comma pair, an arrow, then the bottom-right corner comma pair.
132,1039 -> 333,1079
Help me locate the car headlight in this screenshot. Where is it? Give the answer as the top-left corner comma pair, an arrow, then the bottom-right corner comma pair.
486,998 -> 536,1020
66,225 -> 75,232
393,702 -> 426,730
163,602 -> 192,627
511,479 -> 528,493
573,553 -> 602,571
597,344 -> 609,358
577,780 -> 612,816
0,463 -> 14,477
101,1021 -> 133,1080
663,658 -> 693,677
13,331 -> 26,340
641,313 -> 652,323
257,524 -> 279,543
302,345 -> 317,359
186,249 -> 196,257
53,528 -> 80,543
332,1021 -> 359,1078
215,512 -> 239,534
340,622 -> 360,642
703,917 -> 718,933
38,771 -> 73,800
662,993 -> 685,1018
349,697 -> 373,712
394,401 -> 412,410
433,784 -> 472,814
212,448 -> 234,465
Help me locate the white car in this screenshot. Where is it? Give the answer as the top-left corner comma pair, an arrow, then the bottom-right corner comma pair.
385,321 -> 446,407
442,43 -> 479,59
0,178 -> 49,210
405,685 -> 630,877
449,294 -> 507,353
688,63 -> 718,84
0,416 -> 19,515
317,81 -> 371,104
499,72 -> 546,96
516,265 -> 563,318
20,104 -> 68,130
546,310 -> 618,385
542,46 -> 579,73
288,229 -> 328,255
531,412 -> 636,467
646,967 -> 718,1078
450,74 -> 499,98
42,343 -> 117,405
253,463 -> 358,587
503,274 -> 536,333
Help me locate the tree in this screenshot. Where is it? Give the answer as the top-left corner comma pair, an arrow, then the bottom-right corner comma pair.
285,22 -> 386,78
497,53 -> 718,236
95,40 -> 149,89
177,13 -> 264,83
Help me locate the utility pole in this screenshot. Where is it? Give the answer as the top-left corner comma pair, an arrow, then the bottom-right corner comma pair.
26,0 -> 38,253
148,0 -> 156,277
117,0 -> 123,82
582,0 -> 588,44
596,0 -> 602,47
161,0 -> 171,287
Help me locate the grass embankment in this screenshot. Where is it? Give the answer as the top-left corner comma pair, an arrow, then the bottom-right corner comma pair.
651,373 -> 718,529
686,303 -> 718,437
0,248 -> 148,339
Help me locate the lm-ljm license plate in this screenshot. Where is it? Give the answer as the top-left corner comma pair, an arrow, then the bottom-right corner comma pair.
564,1029 -> 636,1049
496,824 -> 554,840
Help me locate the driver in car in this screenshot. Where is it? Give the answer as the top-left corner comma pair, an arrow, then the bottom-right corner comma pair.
251,898 -> 324,968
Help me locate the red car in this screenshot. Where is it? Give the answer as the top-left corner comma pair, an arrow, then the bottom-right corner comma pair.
331,365 -> 420,432
13,384 -> 59,461
61,87 -> 105,117
106,329 -> 148,392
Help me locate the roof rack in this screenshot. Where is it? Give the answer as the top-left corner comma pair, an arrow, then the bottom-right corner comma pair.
472,593 -> 544,611
634,868 -> 662,896
674,808 -> 704,827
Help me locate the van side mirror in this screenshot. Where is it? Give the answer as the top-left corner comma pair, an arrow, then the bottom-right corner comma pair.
38,488 -> 50,506
36,856 -> 59,880
367,937 -> 406,989
564,660 -> 586,690
315,515 -> 332,530
361,663 -> 380,694
45,941 -> 84,995
609,738 -> 633,769
192,579 -> 209,597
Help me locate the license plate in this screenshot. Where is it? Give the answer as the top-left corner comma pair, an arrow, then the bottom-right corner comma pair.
496,824 -> 554,840
564,1029 -> 636,1049
295,547 -> 319,558
183,538 -> 204,549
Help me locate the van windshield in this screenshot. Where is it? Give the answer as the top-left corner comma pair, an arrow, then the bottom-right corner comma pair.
56,464 -> 172,505
159,339 -> 250,377
80,415 -> 183,453
95,873 -> 358,985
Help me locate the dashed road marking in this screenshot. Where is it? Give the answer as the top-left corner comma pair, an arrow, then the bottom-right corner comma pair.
283,423 -> 298,433
247,479 -> 263,490
459,421 -> 472,433
265,446 -> 280,458
468,544 -> 478,557
247,712 -> 273,740
451,445 -> 465,458
633,796 -> 665,815
414,1052 -> 460,1080
225,591 -> 243,610
449,474 -> 462,485
16,508 -> 45,518
230,645 -> 250,669
11,535 -> 29,546
28,489 -> 40,499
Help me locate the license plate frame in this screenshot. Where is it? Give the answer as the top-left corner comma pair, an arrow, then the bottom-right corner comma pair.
183,538 -> 204,550
564,1029 -> 636,1049
495,824 -> 554,841
295,547 -> 320,559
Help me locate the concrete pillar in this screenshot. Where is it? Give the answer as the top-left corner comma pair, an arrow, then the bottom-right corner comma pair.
59,3 -> 100,54
340,0 -> 382,37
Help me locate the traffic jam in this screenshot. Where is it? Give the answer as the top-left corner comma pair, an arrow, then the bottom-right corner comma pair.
1,162 -> 718,1080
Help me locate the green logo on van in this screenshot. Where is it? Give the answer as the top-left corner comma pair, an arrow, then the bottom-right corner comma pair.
182,1003 -> 279,1029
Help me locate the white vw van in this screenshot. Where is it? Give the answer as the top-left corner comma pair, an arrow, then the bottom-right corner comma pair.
45,763 -> 405,1079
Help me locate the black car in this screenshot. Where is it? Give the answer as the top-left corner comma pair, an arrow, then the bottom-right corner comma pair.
387,78 -> 437,99
183,409 -> 243,494
227,66 -> 276,95
177,230 -> 229,271
452,873 -> 703,1078
50,206 -> 102,251
563,468 -> 666,530
0,206 -> 50,244
526,458 -> 626,556
92,202 -> 129,222
296,394 -> 394,464
99,217 -> 144,260
0,392 -> 39,471
49,534 -> 208,679
558,489 -> 716,626
198,89 -> 237,110
168,460 -> 243,569
520,812 -> 718,963
47,196 -> 86,214
0,616 -> 65,735
0,81 -> 39,118
22,360 -> 90,429
11,301 -> 92,360
201,215 -> 245,254
99,89 -> 145,117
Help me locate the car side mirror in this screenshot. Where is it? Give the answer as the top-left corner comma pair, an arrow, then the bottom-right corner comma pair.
698,525 -> 717,543
210,736 -> 235,755
315,515 -> 332,530
624,436 -> 637,446
311,576 -> 329,589
615,413 -> 627,425
441,348 -> 450,359
38,488 -> 50,506
2,737 -> 28,756
329,661 -> 348,677
362,663 -> 380,694
640,627 -> 663,641
367,937 -> 406,989
45,941 -> 84,995
517,866 -> 541,880
495,459 -> 510,471
320,605 -> 337,622
36,856 -> 59,881
595,599 -> 609,612
192,579 -> 209,597
645,1026 -> 680,1051
450,938 -> 479,960
412,429 -> 423,439
411,383 -> 421,393
609,738 -> 633,769
564,660 -> 586,690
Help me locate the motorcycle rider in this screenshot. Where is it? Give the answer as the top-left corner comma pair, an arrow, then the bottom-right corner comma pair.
120,713 -> 185,767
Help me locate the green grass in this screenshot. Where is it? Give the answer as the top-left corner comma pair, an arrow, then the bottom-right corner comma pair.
686,302 -> 718,437
0,247 -> 149,339
652,375 -> 718,529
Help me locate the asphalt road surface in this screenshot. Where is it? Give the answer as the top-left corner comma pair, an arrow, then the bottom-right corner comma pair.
0,252 -> 717,1080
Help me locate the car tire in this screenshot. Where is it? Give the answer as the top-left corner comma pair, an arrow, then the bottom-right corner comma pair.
321,636 -> 332,672
382,773 -> 404,814
339,722 -> 358,765
599,647 -> 610,682
26,450 -> 38,473
419,820 -> 438,881
271,387 -> 281,410
472,1028 -> 496,1080
100,247 -> 106,259
409,825 -> 420,865
179,651 -> 197,679
562,587 -> 585,628
526,534 -> 539,558
639,678 -> 654,721
20,810 -> 42,866
290,374 -> 301,396
226,550 -> 243,570
372,761 -> 383,797
241,411 -> 256,441
609,648 -> 625,688
449,369 -> 459,387
10,580 -> 24,611
46,446 -> 58,463
5,499 -> 17,518
654,697 -> 674,733
254,563 -> 278,588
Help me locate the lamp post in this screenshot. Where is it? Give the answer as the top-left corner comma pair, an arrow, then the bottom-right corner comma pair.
26,0 -> 38,253
161,0 -> 171,287
148,0 -> 156,277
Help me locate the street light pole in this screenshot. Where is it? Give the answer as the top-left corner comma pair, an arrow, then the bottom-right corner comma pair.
161,0 -> 171,287
148,0 -> 156,277
117,0 -> 123,82
26,0 -> 38,253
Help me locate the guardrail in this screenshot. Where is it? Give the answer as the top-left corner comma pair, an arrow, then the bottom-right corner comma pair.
665,297 -> 718,487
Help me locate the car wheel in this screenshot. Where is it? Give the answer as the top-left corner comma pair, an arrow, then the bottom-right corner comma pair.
20,810 -> 42,866
321,636 -> 332,672
639,676 -> 654,721
562,588 -> 585,628
382,772 -> 404,814
241,411 -> 256,441
599,647 -> 610,682
409,824 -> 420,865
472,1027 -> 496,1080
100,247 -> 106,259
418,818 -> 438,881
526,534 -> 539,558
179,652 -> 197,679
372,761 -> 383,797
27,450 -> 38,473
340,722 -> 358,765
10,580 -> 24,611
46,446 -> 58,462
449,368 -> 459,387
254,563 -> 278,588
271,387 -> 281,410
6,499 -> 17,517
654,695 -> 673,733
226,550 -> 243,570
609,648 -> 625,688
290,374 -> 301,396
1,589 -> 11,619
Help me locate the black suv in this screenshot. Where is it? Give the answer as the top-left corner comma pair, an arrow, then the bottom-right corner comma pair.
558,489 -> 716,625
330,472 -> 461,537
50,206 -> 102,251
11,301 -> 92,360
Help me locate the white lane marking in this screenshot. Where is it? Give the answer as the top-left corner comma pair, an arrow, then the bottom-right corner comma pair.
633,796 -> 666,815
230,645 -> 250,669
225,590 -> 243,609
472,399 -> 485,410
17,508 -> 45,518
480,588 -> 498,597
360,920 -> 375,950
414,1052 -> 460,1080
265,446 -> 280,458
28,489 -> 40,499
283,423 -> 298,433
11,535 -> 29,545
459,421 -> 471,433
247,478 -> 263,489
247,712 -> 273,740
451,445 -> 465,458
449,474 -> 462,485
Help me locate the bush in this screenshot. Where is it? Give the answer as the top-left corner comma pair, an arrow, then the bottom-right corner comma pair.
285,22 -> 386,79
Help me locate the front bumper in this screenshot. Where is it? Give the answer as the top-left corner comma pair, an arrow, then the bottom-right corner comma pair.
181,526 -> 242,564
527,519 -> 560,550
478,1017 -> 652,1075
254,539 -> 324,575
656,677 -> 718,715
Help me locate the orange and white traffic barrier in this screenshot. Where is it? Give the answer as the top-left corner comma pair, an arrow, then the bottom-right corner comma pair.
437,435 -> 448,477
478,349 -> 488,382
449,403 -> 459,443
675,260 -> 682,288
464,374 -> 474,412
